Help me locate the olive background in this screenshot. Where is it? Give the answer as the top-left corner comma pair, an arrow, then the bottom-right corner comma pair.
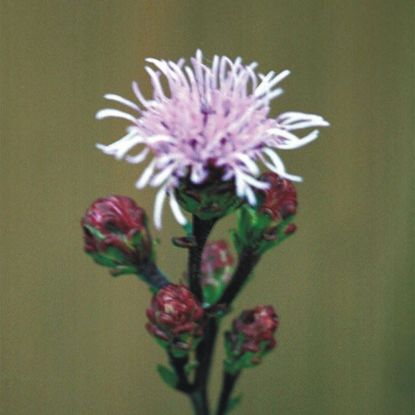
0,1 -> 413,414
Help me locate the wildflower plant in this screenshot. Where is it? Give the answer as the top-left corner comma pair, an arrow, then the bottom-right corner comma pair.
82,51 -> 328,414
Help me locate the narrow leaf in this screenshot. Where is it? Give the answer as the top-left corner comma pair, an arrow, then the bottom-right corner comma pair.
227,395 -> 242,413
156,364 -> 178,389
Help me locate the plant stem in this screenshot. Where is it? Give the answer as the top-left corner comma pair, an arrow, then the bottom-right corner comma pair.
216,371 -> 240,415
190,389 -> 209,415
189,315 -> 221,415
195,317 -> 218,385
168,353 -> 192,393
181,215 -> 217,414
139,261 -> 169,290
188,215 -> 217,302
218,249 -> 260,307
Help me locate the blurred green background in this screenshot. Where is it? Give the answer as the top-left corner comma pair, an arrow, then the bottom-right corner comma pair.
1,1 -> 413,414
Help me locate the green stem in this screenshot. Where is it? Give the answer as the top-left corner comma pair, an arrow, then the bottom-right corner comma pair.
195,317 -> 218,385
138,261 -> 170,290
190,389 -> 209,415
185,215 -> 218,414
216,371 -> 240,415
217,249 -> 260,307
188,215 -> 217,301
168,353 -> 192,393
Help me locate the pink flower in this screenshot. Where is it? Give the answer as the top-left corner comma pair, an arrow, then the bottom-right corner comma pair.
96,51 -> 329,228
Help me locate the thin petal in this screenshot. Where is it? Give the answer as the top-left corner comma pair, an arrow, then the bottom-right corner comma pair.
125,148 -> 150,164
145,66 -> 167,100
261,149 -> 303,182
255,70 -> 290,97
132,81 -> 150,108
237,170 -> 269,189
153,186 -> 167,229
234,153 -> 260,175
104,94 -> 140,111
96,109 -> 137,123
280,130 -> 320,149
150,164 -> 176,187
244,185 -> 257,205
168,190 -> 188,226
135,160 -> 156,189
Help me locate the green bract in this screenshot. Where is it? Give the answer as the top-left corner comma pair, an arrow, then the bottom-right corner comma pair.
232,204 -> 295,256
175,179 -> 241,221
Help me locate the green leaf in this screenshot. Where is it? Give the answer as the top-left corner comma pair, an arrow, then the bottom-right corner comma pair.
105,246 -> 126,263
110,265 -> 137,277
156,364 -> 178,389
170,347 -> 189,359
230,229 -> 242,254
130,231 -> 142,247
88,252 -> 116,268
226,395 -> 242,413
154,337 -> 169,350
184,361 -> 199,375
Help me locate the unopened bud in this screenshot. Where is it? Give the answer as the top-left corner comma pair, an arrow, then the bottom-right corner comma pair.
225,305 -> 278,373
146,284 -> 204,354
81,195 -> 154,276
258,172 -> 297,221
234,173 -> 298,255
201,240 -> 234,305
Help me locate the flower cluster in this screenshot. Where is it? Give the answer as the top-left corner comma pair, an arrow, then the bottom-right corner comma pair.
96,50 -> 329,228
225,305 -> 278,373
146,284 -> 204,353
82,50 -> 328,413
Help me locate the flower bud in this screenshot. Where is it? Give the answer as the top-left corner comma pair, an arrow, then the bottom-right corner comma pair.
81,195 -> 154,276
146,284 -> 204,354
258,172 -> 297,221
225,305 -> 278,373
175,167 -> 242,221
201,240 -> 234,305
233,173 -> 298,255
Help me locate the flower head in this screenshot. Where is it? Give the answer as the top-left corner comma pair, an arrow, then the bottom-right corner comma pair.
97,50 -> 329,228
81,195 -> 154,275
146,284 -> 204,352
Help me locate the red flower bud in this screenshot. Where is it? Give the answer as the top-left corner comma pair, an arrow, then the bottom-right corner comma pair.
146,284 -> 204,350
259,172 -> 297,221
225,305 -> 278,373
201,240 -> 235,305
201,240 -> 234,281
81,195 -> 153,273
232,305 -> 278,353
